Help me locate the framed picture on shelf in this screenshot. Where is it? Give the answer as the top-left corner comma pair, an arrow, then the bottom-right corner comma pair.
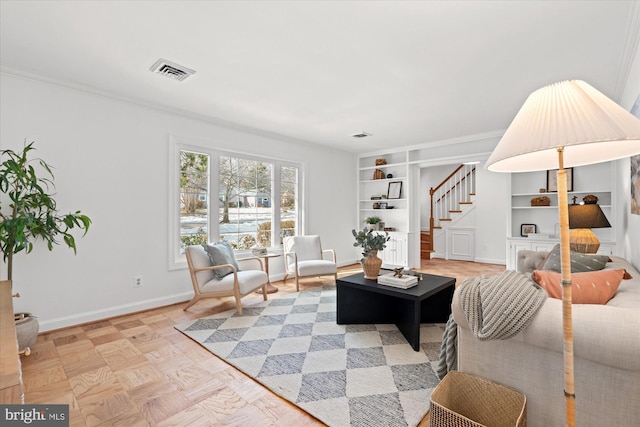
521,223 -> 537,237
387,181 -> 402,199
546,167 -> 573,192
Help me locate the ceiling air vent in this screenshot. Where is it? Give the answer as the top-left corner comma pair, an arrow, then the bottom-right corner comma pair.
351,132 -> 372,138
149,59 -> 196,81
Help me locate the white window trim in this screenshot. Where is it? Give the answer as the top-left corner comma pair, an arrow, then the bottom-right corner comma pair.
168,135 -> 304,270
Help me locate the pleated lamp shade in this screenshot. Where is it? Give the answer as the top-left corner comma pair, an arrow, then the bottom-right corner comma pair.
487,80 -> 640,173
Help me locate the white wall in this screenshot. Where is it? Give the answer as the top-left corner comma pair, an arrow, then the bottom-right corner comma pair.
0,73 -> 356,331
617,41 -> 640,270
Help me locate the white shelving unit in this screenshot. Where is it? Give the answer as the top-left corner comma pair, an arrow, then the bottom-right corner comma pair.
506,162 -> 616,269
358,151 -> 415,268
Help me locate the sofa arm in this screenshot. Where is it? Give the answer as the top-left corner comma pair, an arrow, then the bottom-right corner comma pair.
453,287 -> 640,371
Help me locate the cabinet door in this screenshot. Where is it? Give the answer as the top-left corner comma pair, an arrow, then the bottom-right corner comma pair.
531,241 -> 556,252
508,240 -> 531,270
394,235 -> 408,267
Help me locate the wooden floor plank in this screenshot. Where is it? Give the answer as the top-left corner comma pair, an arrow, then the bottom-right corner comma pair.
18,260 -> 505,426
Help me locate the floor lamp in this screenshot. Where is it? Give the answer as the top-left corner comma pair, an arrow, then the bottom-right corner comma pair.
486,80 -> 640,427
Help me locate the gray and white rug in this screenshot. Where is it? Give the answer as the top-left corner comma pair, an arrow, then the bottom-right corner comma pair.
175,284 -> 444,427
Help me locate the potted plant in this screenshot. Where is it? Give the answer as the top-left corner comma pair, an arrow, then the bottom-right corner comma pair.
1,141 -> 92,353
364,216 -> 382,230
352,227 -> 389,279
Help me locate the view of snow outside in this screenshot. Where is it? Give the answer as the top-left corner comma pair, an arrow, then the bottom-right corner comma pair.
181,207 -> 296,246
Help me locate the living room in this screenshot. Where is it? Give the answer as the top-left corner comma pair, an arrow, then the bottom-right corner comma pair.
1,1 -> 640,426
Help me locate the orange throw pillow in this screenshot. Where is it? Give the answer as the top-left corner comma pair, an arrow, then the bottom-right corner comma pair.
531,269 -> 625,304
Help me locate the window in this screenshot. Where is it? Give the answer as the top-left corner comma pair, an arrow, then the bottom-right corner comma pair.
169,138 -> 302,269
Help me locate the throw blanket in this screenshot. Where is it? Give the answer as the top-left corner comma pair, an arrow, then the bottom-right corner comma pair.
437,269 -> 547,379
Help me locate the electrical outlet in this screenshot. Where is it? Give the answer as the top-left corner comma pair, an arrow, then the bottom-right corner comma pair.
134,276 -> 143,288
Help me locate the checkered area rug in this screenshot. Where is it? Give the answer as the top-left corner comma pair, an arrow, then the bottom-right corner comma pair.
175,284 -> 444,427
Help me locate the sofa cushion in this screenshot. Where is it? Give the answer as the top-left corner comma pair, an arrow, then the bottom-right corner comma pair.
531,269 -> 625,304
202,241 -> 240,279
541,244 -> 609,273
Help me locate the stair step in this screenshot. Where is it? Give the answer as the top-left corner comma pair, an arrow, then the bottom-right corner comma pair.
460,201 -> 473,205
433,226 -> 443,229
439,218 -> 452,221
469,193 -> 476,196
449,210 -> 462,213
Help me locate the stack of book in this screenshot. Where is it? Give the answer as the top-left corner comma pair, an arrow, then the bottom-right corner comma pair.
377,272 -> 418,289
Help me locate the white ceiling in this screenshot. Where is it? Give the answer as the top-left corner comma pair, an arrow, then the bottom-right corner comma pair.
1,1 -> 639,153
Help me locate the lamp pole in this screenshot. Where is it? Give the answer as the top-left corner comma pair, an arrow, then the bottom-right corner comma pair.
557,148 -> 575,427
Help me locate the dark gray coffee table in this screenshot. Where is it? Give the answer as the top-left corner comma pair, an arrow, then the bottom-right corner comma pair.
336,272 -> 455,351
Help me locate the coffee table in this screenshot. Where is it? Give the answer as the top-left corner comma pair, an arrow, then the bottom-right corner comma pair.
336,272 -> 455,351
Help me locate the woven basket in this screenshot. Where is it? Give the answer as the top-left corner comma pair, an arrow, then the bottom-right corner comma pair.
530,196 -> 550,206
430,371 -> 526,427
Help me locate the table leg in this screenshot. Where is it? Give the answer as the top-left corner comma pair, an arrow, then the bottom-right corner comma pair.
256,256 -> 278,294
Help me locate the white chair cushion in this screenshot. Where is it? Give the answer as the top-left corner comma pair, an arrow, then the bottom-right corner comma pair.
296,260 -> 337,277
200,270 -> 268,294
285,236 -> 322,261
186,246 -> 216,284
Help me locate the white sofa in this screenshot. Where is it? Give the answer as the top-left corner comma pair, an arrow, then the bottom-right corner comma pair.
452,253 -> 640,427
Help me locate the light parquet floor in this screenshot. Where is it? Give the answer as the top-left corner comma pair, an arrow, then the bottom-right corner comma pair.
19,259 -> 505,427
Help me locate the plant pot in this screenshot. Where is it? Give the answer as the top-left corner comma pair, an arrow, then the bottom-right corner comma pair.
15,314 -> 38,355
362,251 -> 382,279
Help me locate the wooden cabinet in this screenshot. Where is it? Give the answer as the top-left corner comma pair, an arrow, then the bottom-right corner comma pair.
0,280 -> 24,403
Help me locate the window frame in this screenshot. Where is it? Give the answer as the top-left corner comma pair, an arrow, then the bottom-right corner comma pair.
169,136 -> 304,270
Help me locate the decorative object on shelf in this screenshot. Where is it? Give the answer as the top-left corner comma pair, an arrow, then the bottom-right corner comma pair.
377,221 -> 385,231
546,167 -> 573,192
393,267 -> 404,278
383,227 -> 396,231
386,173 -> 393,179
372,202 -> 380,209
375,158 -> 387,165
364,216 -> 382,230
386,205 -> 395,209
370,195 -> 382,200
530,196 -> 550,206
521,224 -> 537,237
387,181 -> 402,199
352,227 -> 390,279
539,188 -> 547,193
487,80 -> 640,427
373,169 -> 385,179
379,202 -> 388,209
582,194 -> 598,204
568,203 -> 611,253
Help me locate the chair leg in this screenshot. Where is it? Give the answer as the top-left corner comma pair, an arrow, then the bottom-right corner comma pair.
283,274 -> 288,283
261,284 -> 267,301
235,297 -> 243,316
183,296 -> 200,311
295,275 -> 300,292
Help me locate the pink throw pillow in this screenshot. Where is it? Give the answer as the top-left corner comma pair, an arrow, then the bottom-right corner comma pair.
531,269 -> 625,304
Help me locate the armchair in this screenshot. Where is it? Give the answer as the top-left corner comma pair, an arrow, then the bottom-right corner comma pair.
184,245 -> 268,315
283,235 -> 337,291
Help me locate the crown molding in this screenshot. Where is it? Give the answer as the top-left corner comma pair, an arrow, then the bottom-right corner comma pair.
0,66 -> 345,153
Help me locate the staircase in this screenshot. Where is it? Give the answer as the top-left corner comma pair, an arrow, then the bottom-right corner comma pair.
423,164 -> 476,259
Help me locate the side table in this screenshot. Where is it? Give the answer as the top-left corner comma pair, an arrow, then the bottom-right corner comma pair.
256,253 -> 281,294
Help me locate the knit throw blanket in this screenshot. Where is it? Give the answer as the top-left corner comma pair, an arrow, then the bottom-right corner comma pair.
437,269 -> 547,379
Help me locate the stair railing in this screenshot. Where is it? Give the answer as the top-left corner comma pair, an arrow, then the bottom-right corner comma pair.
429,164 -> 476,234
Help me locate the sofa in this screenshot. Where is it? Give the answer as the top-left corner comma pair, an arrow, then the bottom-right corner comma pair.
452,252 -> 640,427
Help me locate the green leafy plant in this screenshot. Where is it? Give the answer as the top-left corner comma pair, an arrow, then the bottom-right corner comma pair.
364,216 -> 382,225
351,227 -> 390,260
0,141 -> 92,280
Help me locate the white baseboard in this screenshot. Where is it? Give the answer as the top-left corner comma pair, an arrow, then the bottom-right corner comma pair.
39,292 -> 193,333
474,257 -> 506,265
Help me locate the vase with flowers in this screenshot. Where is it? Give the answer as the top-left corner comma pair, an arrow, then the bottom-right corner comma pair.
352,228 -> 390,279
